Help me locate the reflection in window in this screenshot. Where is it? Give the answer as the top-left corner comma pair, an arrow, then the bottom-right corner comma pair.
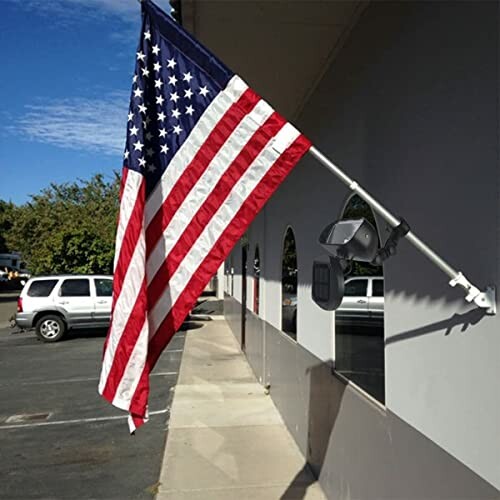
344,278 -> 368,297
281,228 -> 297,340
335,194 -> 385,404
253,246 -> 260,314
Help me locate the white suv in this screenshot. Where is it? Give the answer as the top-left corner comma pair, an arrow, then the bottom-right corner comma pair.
15,275 -> 113,342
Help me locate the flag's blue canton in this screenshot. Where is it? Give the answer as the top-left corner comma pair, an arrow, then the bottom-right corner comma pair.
124,0 -> 234,196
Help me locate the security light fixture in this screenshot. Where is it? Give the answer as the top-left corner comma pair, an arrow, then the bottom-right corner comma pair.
312,217 -> 410,311
319,218 -> 379,262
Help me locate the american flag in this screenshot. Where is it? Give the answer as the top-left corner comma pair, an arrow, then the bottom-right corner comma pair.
98,0 -> 311,431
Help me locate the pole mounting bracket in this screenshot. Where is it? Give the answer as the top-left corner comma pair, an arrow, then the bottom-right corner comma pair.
449,272 -> 496,314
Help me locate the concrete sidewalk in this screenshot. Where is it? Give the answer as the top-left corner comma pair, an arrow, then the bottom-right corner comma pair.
156,319 -> 326,500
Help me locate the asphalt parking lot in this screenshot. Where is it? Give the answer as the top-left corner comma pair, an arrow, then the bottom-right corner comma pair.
0,316 -> 185,499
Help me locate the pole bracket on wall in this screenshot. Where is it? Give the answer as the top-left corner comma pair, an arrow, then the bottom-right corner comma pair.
449,273 -> 496,314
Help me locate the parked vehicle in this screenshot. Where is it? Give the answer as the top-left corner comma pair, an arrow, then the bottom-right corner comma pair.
336,276 -> 384,328
284,276 -> 384,334
15,275 -> 113,342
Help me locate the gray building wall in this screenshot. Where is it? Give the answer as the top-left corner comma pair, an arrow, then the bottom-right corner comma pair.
224,1 -> 500,497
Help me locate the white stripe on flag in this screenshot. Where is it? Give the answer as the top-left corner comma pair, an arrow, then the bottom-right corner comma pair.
112,320 -> 149,410
113,170 -> 142,270
146,99 -> 274,282
99,171 -> 145,395
145,75 -> 248,225
149,123 -> 300,333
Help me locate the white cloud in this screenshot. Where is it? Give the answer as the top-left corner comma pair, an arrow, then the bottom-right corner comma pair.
6,0 -> 141,23
13,92 -> 129,155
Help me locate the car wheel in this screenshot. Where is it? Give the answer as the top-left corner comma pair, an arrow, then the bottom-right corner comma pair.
35,315 -> 66,343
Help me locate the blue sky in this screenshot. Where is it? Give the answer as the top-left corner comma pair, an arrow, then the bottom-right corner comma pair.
0,0 -> 170,204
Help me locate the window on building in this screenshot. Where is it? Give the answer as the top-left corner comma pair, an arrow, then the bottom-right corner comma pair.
335,195 -> 385,404
253,246 -> 260,314
230,257 -> 234,296
281,227 -> 297,340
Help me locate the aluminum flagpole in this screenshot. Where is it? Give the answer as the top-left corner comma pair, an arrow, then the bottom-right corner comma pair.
309,146 -> 496,315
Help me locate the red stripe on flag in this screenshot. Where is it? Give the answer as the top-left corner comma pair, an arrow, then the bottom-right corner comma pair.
101,279 -> 148,403
119,167 -> 129,200
125,134 -> 311,427
101,174 -> 148,403
113,177 -> 147,300
147,112 -> 286,308
145,88 -> 260,256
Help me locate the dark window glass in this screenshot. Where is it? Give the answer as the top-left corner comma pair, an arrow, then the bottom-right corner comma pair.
281,228 -> 297,340
344,279 -> 367,297
27,280 -> 58,297
253,246 -> 260,314
372,279 -> 384,297
60,279 -> 90,297
95,279 -> 113,297
335,194 -> 385,404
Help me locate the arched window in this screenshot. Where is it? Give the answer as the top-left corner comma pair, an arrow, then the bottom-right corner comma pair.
253,246 -> 260,314
335,194 -> 385,404
281,227 -> 297,340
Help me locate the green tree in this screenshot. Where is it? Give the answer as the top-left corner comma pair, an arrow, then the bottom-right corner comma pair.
0,200 -> 16,253
5,174 -> 120,275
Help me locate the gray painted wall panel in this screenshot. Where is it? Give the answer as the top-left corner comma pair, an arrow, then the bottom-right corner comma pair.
226,296 -> 500,499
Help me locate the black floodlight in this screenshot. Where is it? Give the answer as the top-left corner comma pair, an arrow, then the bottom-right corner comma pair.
312,256 -> 345,311
319,218 -> 378,263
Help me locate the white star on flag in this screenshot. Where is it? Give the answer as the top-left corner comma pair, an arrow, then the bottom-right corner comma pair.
183,72 -> 193,83
199,86 -> 209,97
153,62 -> 161,72
158,111 -> 166,121
136,51 -> 145,61
167,57 -> 176,69
155,79 -> 163,89
170,92 -> 179,103
138,104 -> 147,114
168,75 -> 178,86
133,140 -> 143,151
141,67 -> 150,77
138,157 -> 146,167
156,95 -> 165,105
173,124 -> 182,135
129,125 -> 139,136
133,88 -> 143,98
160,144 -> 169,154
152,44 -> 160,55
159,128 -> 167,138
184,88 -> 193,99
185,105 -> 194,116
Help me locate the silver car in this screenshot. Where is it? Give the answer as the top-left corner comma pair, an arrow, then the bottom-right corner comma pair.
15,275 -> 113,342
336,276 -> 384,327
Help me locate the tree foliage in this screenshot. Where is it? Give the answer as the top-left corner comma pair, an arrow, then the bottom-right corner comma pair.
0,200 -> 15,253
4,174 -> 120,276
